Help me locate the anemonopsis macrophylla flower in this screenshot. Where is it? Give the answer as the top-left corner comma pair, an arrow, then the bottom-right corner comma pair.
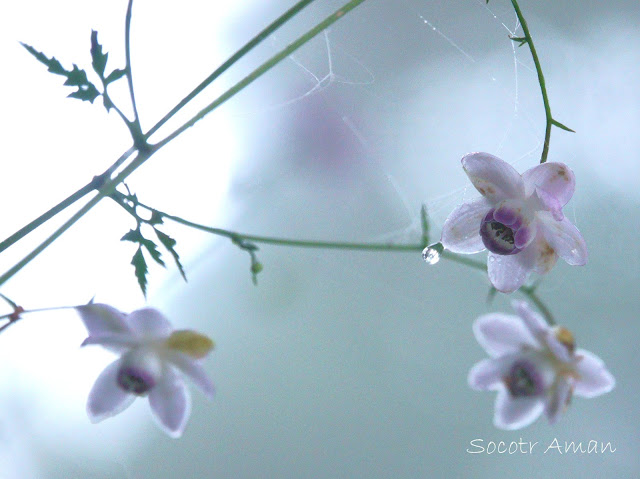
468,301 -> 615,430
441,152 -> 587,293
76,304 -> 215,438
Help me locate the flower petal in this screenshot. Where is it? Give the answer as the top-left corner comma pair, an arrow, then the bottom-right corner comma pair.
530,235 -> 559,275
544,331 -> 573,363
522,162 -> 575,206
76,304 -> 130,338
468,356 -> 514,390
167,351 -> 215,400
127,308 -> 173,340
461,152 -> 524,202
533,186 -> 564,221
545,377 -> 571,425
493,390 -> 544,430
441,196 -> 492,254
473,313 -> 539,357
81,332 -> 139,352
537,212 -> 588,266
573,349 -> 616,398
511,300 -> 549,339
148,367 -> 192,438
487,247 -> 536,293
87,359 -> 135,423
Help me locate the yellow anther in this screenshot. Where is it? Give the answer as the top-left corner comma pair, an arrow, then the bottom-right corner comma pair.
166,330 -> 215,359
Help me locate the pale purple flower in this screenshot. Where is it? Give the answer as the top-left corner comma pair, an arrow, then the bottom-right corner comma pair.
77,304 -> 215,438
468,301 -> 615,430
441,152 -> 587,293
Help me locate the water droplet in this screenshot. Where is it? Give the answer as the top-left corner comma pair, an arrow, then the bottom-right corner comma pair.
422,246 -> 441,265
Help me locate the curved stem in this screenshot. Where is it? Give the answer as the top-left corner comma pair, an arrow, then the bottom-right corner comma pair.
509,0 -> 572,164
125,0 -> 140,127
145,0 -> 318,140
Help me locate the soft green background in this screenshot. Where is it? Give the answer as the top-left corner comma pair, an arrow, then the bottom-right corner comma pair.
0,0 -> 638,477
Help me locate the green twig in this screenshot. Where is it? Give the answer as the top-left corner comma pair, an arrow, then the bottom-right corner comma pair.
509,0 -> 573,164
0,0 -> 367,288
0,174 -> 106,255
124,0 -> 141,128
116,194 -> 488,270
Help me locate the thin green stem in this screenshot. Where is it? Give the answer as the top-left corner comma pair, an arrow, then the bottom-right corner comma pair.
510,0 -> 553,164
441,251 -> 487,272
0,175 -> 103,255
0,149 -> 152,289
125,0 -> 141,127
0,0 -> 365,288
154,0 -> 368,150
0,304 -> 79,335
118,191 -> 555,324
145,0 -> 318,140
117,194 -> 488,270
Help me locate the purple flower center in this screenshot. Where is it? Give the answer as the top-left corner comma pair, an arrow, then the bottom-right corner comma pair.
504,360 -> 544,397
480,208 -> 530,255
117,366 -> 156,395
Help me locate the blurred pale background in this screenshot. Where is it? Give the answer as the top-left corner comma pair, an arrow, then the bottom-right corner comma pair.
0,0 -> 638,477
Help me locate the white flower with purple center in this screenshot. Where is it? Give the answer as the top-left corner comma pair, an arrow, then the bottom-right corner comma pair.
468,301 -> 615,430
441,152 -> 588,293
77,304 -> 215,438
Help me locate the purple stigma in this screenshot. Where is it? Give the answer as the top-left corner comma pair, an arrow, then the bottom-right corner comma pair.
504,359 -> 544,398
117,366 -> 156,395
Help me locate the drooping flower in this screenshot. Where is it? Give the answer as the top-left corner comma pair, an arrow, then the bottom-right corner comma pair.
468,301 -> 615,430
441,152 -> 587,293
76,304 -> 215,438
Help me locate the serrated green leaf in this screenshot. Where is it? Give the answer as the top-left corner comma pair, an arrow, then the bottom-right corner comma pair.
121,228 -> 164,267
67,84 -> 100,103
63,65 -> 90,87
131,247 -> 148,297
148,210 -> 164,226
509,36 -> 528,47
155,229 -> 187,281
21,43 -> 66,75
551,119 -> 575,133
21,43 -> 100,103
121,228 -> 143,243
90,30 -> 108,78
104,68 -> 126,85
140,237 -> 165,267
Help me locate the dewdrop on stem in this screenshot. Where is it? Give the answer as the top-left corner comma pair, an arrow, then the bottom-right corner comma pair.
422,243 -> 443,265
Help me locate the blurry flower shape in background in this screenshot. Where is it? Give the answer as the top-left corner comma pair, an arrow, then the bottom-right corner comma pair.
441,152 -> 587,293
76,305 -> 215,438
468,300 -> 615,430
